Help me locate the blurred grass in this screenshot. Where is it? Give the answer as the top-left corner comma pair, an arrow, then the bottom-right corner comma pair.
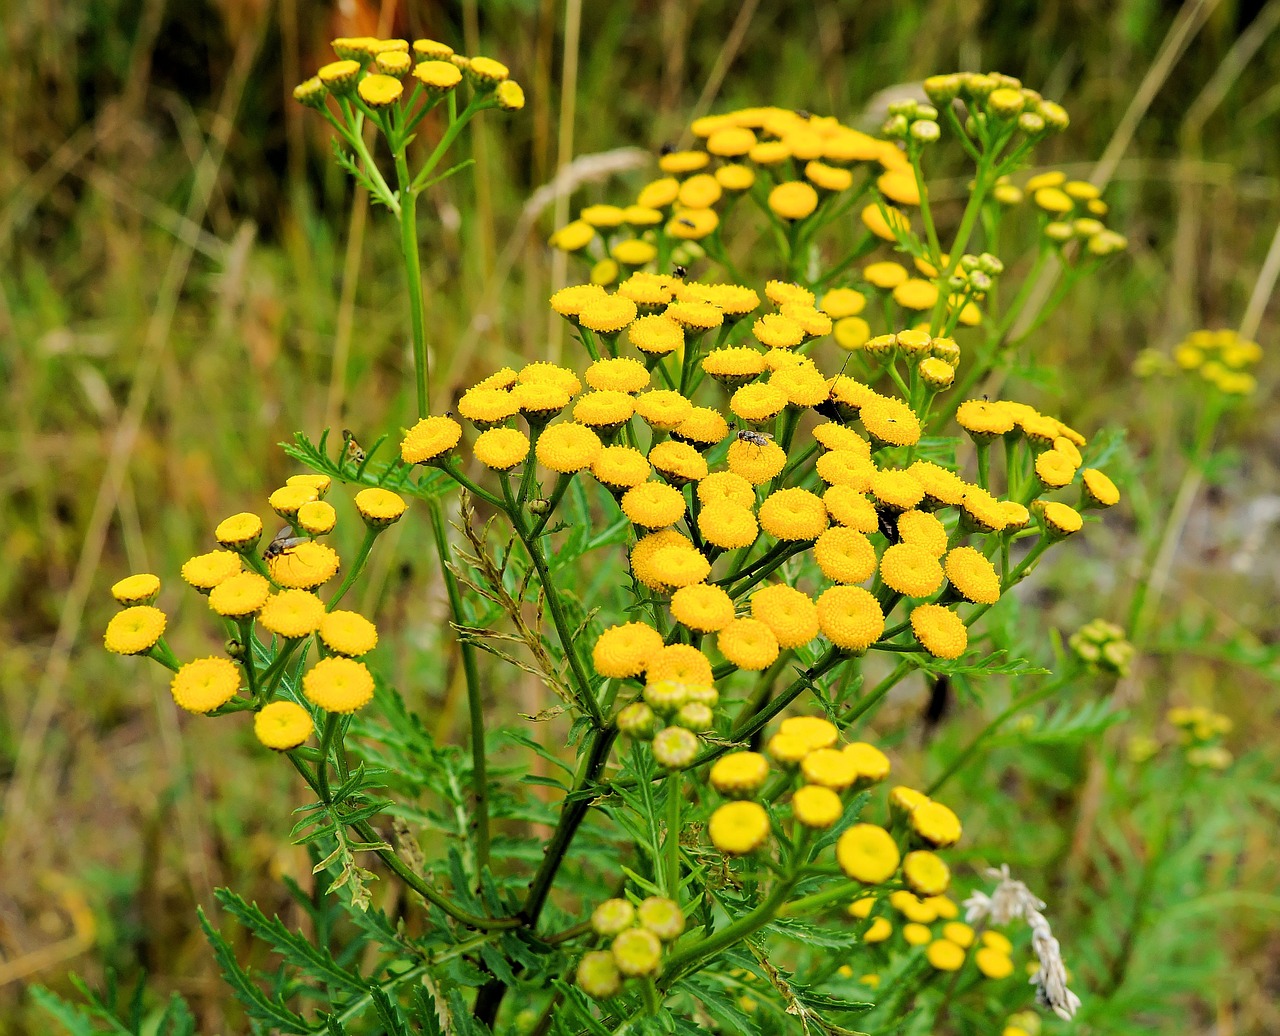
1,0 -> 1279,1031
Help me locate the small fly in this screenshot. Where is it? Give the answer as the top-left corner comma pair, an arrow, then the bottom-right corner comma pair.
876,507 -> 902,544
735,428 -> 774,448
671,264 -> 688,281
342,428 -> 366,468
263,525 -> 308,560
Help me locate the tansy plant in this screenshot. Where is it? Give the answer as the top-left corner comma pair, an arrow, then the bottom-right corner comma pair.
93,55 -> 1129,1035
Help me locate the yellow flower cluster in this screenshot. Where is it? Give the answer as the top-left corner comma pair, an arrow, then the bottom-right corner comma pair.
1168,704 -> 1234,769
1068,618 -> 1133,675
576,894 -> 686,997
105,475 -> 399,749
1135,327 -> 1261,397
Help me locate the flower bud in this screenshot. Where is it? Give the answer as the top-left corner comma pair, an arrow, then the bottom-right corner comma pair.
1018,112 -> 1046,135
637,897 -> 686,941
910,119 -> 940,143
591,898 -> 636,936
923,74 -> 962,105
293,77 -> 327,107
617,702 -> 658,739
576,951 -> 621,999
611,927 -> 662,977
651,725 -> 699,769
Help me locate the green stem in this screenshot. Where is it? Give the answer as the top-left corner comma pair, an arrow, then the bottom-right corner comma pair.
317,712 -> 341,802
841,659 -> 912,728
327,527 -> 379,611
393,150 -> 430,417
665,770 -> 682,898
529,473 -> 574,538
779,878 -> 862,917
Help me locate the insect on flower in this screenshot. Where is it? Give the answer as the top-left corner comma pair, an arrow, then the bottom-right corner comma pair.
263,526 -> 309,560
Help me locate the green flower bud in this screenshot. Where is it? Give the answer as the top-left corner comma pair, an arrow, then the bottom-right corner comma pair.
591,898 -> 636,936
576,950 -> 621,999
637,897 -> 686,942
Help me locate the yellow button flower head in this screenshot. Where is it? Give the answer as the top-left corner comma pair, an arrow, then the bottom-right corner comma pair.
649,440 -> 708,485
823,485 -> 878,533
717,617 -> 780,671
769,181 -> 819,220
297,500 -> 337,536
254,700 -> 313,750
1082,468 -> 1120,508
355,488 -> 406,529
844,741 -> 891,784
636,176 -> 680,209
877,167 -> 920,206
647,643 -> 714,686
585,356 -> 649,393
893,278 -> 938,312
536,422 -> 602,473
412,38 -> 454,60
401,415 -> 462,464
919,357 -> 955,389
813,526 -> 876,584
943,546 -> 999,605
293,76 -> 327,107
170,657 -> 240,714
709,751 -> 769,798
707,125 -> 756,156
576,950 -> 621,1000
727,436 -> 786,485
1033,186 -> 1073,214
673,406 -> 729,449
458,387 -> 517,429
1035,449 -> 1077,490
891,889 -> 937,921
647,544 -> 712,589
698,503 -> 758,549
182,550 -> 243,593
622,205 -> 665,227
216,513 -> 264,552
731,383 -> 789,425
209,571 -> 271,618
573,390 -> 636,433
634,389 -> 694,431
812,423 -> 872,457
837,824 -> 901,884
520,361 -> 583,396
902,850 -> 951,897
752,313 -> 805,350
708,801 -> 770,854
767,731 -> 810,765
863,917 -> 893,942
677,173 -> 722,209
821,288 -> 867,319
879,543 -> 944,598
778,715 -> 838,751
580,294 -> 638,335
982,930 -> 1013,953
621,482 -> 686,530
871,469 -> 926,512
817,585 -> 885,652
860,396 -> 921,448
637,896 -> 685,942
802,748 -> 858,790
959,485 -> 1009,532
375,50 -> 412,77
670,583 -> 735,633
112,573 -> 161,606
863,261 -> 909,290
910,604 -> 968,660
903,922 -> 932,946
465,55 -> 509,88
697,471 -> 755,509
956,399 -> 1016,441
625,314 -> 683,357
358,73 -> 403,107
667,208 -> 719,240
592,621 -> 664,679
304,656 -> 375,713
834,316 -> 871,351
926,939 -> 966,971
591,444 -> 649,491
412,59 -> 462,91
319,610 -> 379,657
776,304 -> 832,341
659,150 -> 709,174
318,59 -> 361,93
770,364 -> 829,408
270,541 -> 340,590
749,584 -> 818,648
911,800 -> 963,847
474,427 -> 529,470
611,239 -> 656,266
897,511 -> 947,557
759,488 -> 829,541
1037,500 -> 1083,537
651,725 -> 700,769
629,529 -> 691,585
665,299 -> 724,333
701,283 -> 760,317
862,203 -> 910,241
715,163 -> 755,191
764,280 -> 814,309
474,366 -> 519,391
793,785 -> 843,829
976,947 -> 1014,979
104,605 -> 166,655
806,161 -> 854,192
269,484 -> 318,520
591,897 -> 636,936
943,921 -> 975,947
702,346 -> 766,387
258,589 -> 326,639
550,282 -> 608,318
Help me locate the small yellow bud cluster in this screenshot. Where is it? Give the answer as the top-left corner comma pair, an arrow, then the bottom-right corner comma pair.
1068,618 -> 1134,675
576,895 -> 686,997
1168,705 -> 1234,769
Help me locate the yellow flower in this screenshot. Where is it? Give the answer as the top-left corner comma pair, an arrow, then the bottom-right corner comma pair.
752,313 -> 806,349
749,584 -> 818,648
860,396 -> 921,448
652,725 -> 701,768
770,365 -> 829,409
209,572 -> 271,617
182,550 -> 242,592
769,181 -> 819,220
401,415 -> 462,464
610,239 -> 657,267
667,207 -> 719,240
622,482 -> 686,530
749,138 -> 790,164
573,390 -> 636,433
976,947 -> 1014,979
863,261 -> 909,289
258,589 -> 326,639
473,427 -> 529,470
358,73 -> 403,107
813,526 -> 876,584
896,511 -> 947,557
982,930 -> 1013,953
293,77 -> 327,107
702,346 -> 766,387
768,731 -> 811,765
707,125 -> 757,156
648,440 -> 708,484
812,423 -> 871,457
317,59 -> 361,93
664,301 -> 724,335
793,785 -> 843,828
903,922 -> 932,946
1035,449 -> 1077,490
863,917 -> 893,942
592,622 -> 665,679
622,205 -> 665,228
216,513 -> 264,551
269,541 -> 340,590
708,801 -> 770,854
658,149 -> 709,174
671,582 -> 736,632
844,741 -> 891,784
269,484 -> 318,519
911,800 -> 963,847
170,657 -> 240,714
821,288 -> 867,320
709,751 -> 769,798
580,295 -> 638,335
919,357 -> 955,389
910,604 -> 967,659
636,177 -> 681,209
520,361 -> 583,395
926,939 -> 966,971
634,389 -> 694,431
817,585 -> 885,652
458,387 -> 517,429
673,406 -> 730,448
731,383 -> 789,424
956,399 -> 1016,440
1033,186 -> 1073,214
677,173 -> 722,209
723,437 -> 783,486
304,656 -> 375,713
715,163 -> 755,191
861,203 -> 909,241
474,366 -> 519,391
759,488 -> 829,541
550,282 -> 608,317
805,161 -> 854,192
465,55 -> 509,87
902,850 -> 950,897
585,356 -> 649,393
879,543 -> 944,598
354,488 -> 406,529
591,445 -> 650,491
871,469 -> 925,512
836,824 -> 901,884
297,500 -> 337,536
778,715 -> 838,751
697,471 -> 755,509
104,605 -> 167,655
717,617 -> 780,671
536,422 -> 602,473
701,283 -> 760,317
943,546 -> 999,604
647,643 -> 714,686
495,79 -> 525,110
1082,468 -> 1120,508
580,204 -> 626,228
893,278 -> 938,311
412,57 -> 462,91
877,167 -> 920,206
254,700 -> 313,750
765,280 -> 815,308
942,921 -> 975,947
1038,500 -> 1084,537
111,573 -> 160,606
802,748 -> 858,790
694,506 -> 756,554
319,610 -> 379,657
637,896 -> 685,942
823,485 -> 878,533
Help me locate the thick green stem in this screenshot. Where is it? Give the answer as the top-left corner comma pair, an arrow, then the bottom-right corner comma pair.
394,151 -> 430,417
665,770 -> 682,898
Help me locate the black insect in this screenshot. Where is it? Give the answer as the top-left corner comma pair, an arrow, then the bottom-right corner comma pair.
794,109 -> 812,120
263,525 -> 308,560
923,674 -> 952,733
659,142 -> 677,156
876,507 -> 902,545
735,428 -> 774,448
671,264 -> 688,281
676,218 -> 696,229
